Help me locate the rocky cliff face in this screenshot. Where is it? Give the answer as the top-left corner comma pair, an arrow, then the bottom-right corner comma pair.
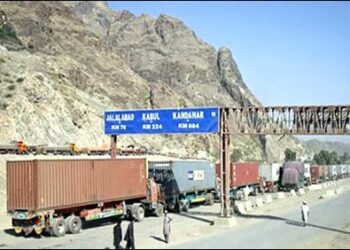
0,1 -> 310,161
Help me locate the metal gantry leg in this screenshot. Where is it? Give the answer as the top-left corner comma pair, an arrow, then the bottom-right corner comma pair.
220,108 -> 231,217
110,135 -> 117,159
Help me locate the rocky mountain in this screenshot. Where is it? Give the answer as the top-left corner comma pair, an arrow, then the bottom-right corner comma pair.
0,1 -> 310,161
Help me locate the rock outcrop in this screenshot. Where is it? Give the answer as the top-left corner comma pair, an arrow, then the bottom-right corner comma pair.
0,1 -> 310,161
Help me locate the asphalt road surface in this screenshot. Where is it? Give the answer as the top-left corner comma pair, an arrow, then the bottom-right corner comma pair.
173,191 -> 350,249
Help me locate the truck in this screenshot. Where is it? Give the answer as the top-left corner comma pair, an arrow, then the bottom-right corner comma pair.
328,165 -> 338,180
0,141 -> 30,154
258,163 -> 281,193
279,161 -> 305,191
216,162 -> 260,200
310,165 -> 326,184
148,160 -> 217,212
7,158 -> 164,237
304,163 -> 311,186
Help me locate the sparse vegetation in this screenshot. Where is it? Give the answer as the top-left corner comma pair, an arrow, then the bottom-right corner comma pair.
231,149 -> 243,162
1,103 -> 8,110
7,85 -> 15,91
0,23 -> 22,46
285,148 -> 297,161
35,74 -> 44,81
313,150 -> 349,165
16,77 -> 24,83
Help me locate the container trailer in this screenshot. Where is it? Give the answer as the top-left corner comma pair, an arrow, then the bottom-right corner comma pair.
7,158 -> 164,237
258,163 -> 280,193
216,162 -> 260,200
148,160 -> 217,212
310,165 -> 326,184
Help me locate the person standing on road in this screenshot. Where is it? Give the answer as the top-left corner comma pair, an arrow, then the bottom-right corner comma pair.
113,219 -> 123,249
301,201 -> 310,227
163,210 -> 173,244
124,217 -> 135,249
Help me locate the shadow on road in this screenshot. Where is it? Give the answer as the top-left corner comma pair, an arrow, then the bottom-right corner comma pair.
150,235 -> 167,243
3,228 -> 50,239
177,212 -> 215,226
187,211 -> 220,217
237,213 -> 350,235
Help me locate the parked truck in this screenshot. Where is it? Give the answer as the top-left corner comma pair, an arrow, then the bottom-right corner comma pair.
7,158 -> 164,237
216,162 -> 259,200
328,165 -> 338,180
148,160 -> 217,212
258,163 -> 280,193
304,163 -> 311,186
279,161 -> 305,191
310,165 -> 326,184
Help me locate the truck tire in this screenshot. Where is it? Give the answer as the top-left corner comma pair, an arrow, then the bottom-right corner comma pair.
154,204 -> 164,217
52,218 -> 67,237
181,200 -> 190,213
134,206 -> 145,222
205,193 -> 215,206
67,216 -> 82,234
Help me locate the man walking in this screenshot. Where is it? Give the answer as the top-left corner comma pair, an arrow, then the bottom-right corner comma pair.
301,201 -> 310,227
163,210 -> 173,244
113,219 -> 123,249
124,218 -> 135,249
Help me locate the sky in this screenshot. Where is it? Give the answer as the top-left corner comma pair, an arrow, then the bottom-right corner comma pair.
107,1 -> 350,142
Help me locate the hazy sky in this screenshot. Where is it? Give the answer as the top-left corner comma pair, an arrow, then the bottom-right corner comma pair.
107,1 -> 350,142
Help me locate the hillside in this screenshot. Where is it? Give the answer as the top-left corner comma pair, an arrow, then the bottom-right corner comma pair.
0,1 -> 310,161
304,139 -> 350,156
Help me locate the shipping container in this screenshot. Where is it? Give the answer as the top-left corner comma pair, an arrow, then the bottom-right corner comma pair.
216,162 -> 259,188
259,163 -> 281,183
216,162 -> 260,199
328,165 -> 338,180
258,163 -> 281,193
148,160 -> 216,212
280,161 -> 305,190
7,158 -> 164,237
310,165 -> 325,184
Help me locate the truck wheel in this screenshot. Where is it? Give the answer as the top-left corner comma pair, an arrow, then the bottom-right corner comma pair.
154,204 -> 164,217
134,206 -> 145,222
181,201 -> 190,213
14,227 -> 23,235
206,193 -> 215,206
52,218 -> 67,237
67,216 -> 82,234
34,227 -> 43,235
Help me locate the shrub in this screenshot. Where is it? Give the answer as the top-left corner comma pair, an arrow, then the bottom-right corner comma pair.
16,77 -> 24,83
4,93 -> 12,98
7,85 -> 15,91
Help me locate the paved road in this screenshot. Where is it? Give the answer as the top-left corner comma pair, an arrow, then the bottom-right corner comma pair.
172,191 -> 350,249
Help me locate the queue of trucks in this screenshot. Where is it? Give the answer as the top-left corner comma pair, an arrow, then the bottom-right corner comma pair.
6,157 -> 350,237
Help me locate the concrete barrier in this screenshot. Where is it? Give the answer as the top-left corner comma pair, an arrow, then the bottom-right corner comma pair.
326,190 -> 336,197
244,201 -> 253,211
255,198 -> 264,207
234,203 -> 247,215
214,217 -> 237,228
297,188 -> 305,196
308,184 -> 323,191
277,192 -> 285,199
335,187 -> 344,194
290,190 -> 297,197
264,195 -> 273,203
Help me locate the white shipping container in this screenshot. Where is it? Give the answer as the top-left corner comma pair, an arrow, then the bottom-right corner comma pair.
259,163 -> 280,183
